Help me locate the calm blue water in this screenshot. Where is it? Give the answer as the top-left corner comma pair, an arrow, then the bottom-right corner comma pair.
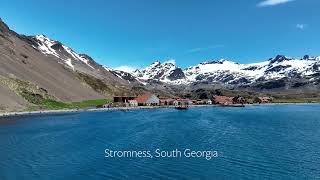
0,105 -> 320,180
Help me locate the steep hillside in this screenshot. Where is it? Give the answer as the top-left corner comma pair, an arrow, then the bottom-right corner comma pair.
0,18 -> 140,111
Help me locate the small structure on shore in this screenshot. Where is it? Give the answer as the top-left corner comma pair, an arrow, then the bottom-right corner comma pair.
174,99 -> 191,110
194,99 -> 208,105
128,100 -> 138,107
254,97 -> 272,104
102,103 -> 112,108
174,99 -> 192,106
135,93 -> 160,106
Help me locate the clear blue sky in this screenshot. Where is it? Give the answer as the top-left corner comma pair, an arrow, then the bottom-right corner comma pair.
1,0 -> 319,69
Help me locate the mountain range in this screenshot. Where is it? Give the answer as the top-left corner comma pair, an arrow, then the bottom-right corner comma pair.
133,55 -> 320,89
0,18 -> 319,111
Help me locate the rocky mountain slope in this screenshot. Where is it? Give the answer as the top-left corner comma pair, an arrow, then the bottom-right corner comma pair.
0,18 -> 141,112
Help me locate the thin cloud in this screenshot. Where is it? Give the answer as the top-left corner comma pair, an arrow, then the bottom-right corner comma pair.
114,65 -> 138,73
163,59 -> 176,65
257,0 -> 295,7
186,45 -> 224,54
296,24 -> 306,30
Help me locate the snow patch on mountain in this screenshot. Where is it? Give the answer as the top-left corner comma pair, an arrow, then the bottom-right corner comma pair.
34,35 -> 61,58
33,35 -> 94,70
65,58 -> 75,70
185,60 -> 268,82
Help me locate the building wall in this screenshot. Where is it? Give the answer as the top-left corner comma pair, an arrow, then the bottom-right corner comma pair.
174,100 -> 192,106
146,95 -> 160,105
129,101 -> 138,106
113,97 -> 136,103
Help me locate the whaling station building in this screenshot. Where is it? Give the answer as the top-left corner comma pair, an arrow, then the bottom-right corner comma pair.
113,94 -> 160,106
135,93 -> 160,106
108,93 -> 272,108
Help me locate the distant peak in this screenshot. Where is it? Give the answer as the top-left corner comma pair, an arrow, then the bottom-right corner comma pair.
200,60 -> 218,65
34,34 -> 54,42
218,59 -> 232,63
274,55 -> 286,59
35,34 -> 48,39
133,69 -> 141,73
36,34 -> 47,38
270,55 -> 292,63
200,59 -> 234,65
149,61 -> 161,68
303,55 -> 310,60
301,55 -> 318,61
163,62 -> 176,67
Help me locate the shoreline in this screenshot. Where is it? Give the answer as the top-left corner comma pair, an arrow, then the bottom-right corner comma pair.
0,103 -> 319,118
0,106 -> 173,118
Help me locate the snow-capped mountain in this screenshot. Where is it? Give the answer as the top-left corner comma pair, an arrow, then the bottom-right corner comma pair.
185,55 -> 320,85
133,61 -> 186,83
131,55 -> 320,87
30,34 -> 319,89
20,30 -> 320,90
29,35 -> 140,84
31,35 -> 99,71
28,33 -> 320,89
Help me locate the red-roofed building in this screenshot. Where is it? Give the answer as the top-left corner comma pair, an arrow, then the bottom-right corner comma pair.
213,96 -> 234,105
160,98 -> 176,105
134,93 -> 160,106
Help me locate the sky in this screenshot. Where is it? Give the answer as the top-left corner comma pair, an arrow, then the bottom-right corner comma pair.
1,0 -> 320,71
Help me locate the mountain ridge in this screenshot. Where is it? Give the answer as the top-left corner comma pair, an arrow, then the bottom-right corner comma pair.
131,55 -> 320,88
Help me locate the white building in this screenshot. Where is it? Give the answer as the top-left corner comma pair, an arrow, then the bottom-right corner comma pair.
128,100 -> 138,107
